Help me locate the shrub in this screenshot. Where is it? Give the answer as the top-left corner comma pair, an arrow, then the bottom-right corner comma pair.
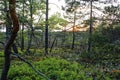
8,57 -> 112,80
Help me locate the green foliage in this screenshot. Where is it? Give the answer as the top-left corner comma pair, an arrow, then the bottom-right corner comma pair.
8,57 -> 112,80
82,17 -> 97,26
36,14 -> 68,31
65,0 -> 80,12
8,61 -> 41,80
0,57 -> 3,65
0,51 -> 4,56
92,32 -> 110,46
104,5 -> 119,15
80,23 -> 120,77
0,32 -> 5,42
102,25 -> 120,42
0,52 -> 4,74
0,57 -> 4,69
92,23 -> 120,46
103,5 -> 120,24
110,72 -> 120,80
81,44 -> 120,61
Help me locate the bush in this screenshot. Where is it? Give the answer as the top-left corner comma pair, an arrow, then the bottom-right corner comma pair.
88,24 -> 120,64
8,57 -> 112,80
95,24 -> 120,43
92,32 -> 110,46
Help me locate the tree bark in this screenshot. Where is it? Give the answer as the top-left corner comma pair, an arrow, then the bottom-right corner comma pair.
71,11 -> 76,50
45,0 -> 49,55
50,36 -> 57,53
88,0 -> 93,52
21,0 -> 25,51
0,0 -> 19,79
26,0 -> 34,54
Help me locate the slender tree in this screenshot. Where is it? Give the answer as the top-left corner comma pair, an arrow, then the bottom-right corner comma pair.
88,0 -> 93,52
1,0 -> 19,79
21,0 -> 25,51
26,0 -> 34,54
64,0 -> 79,49
45,0 -> 49,55
4,0 -> 12,40
71,9 -> 76,49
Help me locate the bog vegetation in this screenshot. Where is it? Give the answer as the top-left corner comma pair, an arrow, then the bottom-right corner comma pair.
0,0 -> 120,80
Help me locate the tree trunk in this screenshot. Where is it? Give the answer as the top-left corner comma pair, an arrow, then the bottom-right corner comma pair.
88,0 -> 93,52
21,0 -> 25,51
50,36 -> 57,53
26,0 -> 33,54
71,11 -> 76,50
45,0 -> 49,55
0,0 -> 19,79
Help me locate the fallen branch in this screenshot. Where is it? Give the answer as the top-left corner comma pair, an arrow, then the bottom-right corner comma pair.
11,52 -> 51,80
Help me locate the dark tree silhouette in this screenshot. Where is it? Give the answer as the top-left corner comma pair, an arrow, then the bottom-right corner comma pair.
21,0 -> 25,51
0,0 -> 19,79
88,0 -> 93,52
45,0 -> 49,55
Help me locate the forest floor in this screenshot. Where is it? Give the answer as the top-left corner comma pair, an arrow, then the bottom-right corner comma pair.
0,49 -> 120,80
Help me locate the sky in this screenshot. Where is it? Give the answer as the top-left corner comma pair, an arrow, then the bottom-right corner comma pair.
49,0 -> 65,16
49,0 -> 120,17
48,0 -> 120,29
48,0 -> 120,21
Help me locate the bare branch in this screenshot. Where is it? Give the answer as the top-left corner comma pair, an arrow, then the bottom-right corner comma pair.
12,52 -> 51,80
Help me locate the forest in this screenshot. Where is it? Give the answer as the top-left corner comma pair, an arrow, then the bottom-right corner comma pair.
0,0 -> 120,80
